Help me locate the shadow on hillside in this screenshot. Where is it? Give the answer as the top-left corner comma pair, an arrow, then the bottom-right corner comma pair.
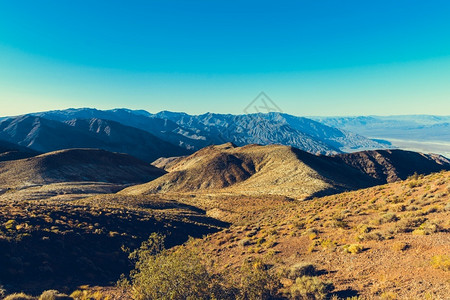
291,148 -> 381,191
303,187 -> 342,200
137,200 -> 207,214
332,288 -> 359,298
0,206 -> 228,295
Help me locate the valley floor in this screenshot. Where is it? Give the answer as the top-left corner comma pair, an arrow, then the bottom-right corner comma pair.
373,138 -> 450,159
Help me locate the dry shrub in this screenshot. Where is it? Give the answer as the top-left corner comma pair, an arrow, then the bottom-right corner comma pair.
284,263 -> 317,279
356,231 -> 384,242
4,293 -> 34,300
238,259 -> 281,300
129,233 -> 281,300
289,276 -> 334,300
412,221 -> 442,235
392,242 -> 409,252
393,217 -> 427,233
38,290 -> 71,300
343,244 -> 364,254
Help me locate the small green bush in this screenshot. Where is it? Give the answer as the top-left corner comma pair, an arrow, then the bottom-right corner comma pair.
129,233 -> 281,300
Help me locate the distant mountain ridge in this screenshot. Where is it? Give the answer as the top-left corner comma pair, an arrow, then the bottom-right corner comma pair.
3,108 -> 390,156
0,115 -> 190,162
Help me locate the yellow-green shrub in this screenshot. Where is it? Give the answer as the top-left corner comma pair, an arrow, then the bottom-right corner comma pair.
342,244 -> 364,254
289,276 -> 334,300
430,255 -> 450,271
4,293 -> 34,300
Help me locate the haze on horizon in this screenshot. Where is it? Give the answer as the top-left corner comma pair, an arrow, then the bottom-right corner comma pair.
1,1 -> 450,117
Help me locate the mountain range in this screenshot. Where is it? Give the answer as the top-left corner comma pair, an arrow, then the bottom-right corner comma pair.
0,108 -> 390,163
0,115 -> 189,163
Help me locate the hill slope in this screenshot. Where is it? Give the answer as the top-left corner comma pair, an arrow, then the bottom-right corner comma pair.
121,143 -> 449,198
0,139 -> 39,162
0,148 -> 166,188
191,170 -> 450,299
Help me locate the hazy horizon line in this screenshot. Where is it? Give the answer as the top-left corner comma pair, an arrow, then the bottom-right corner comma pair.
1,107 -> 449,119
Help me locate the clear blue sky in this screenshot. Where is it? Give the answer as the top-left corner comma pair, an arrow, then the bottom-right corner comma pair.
1,0 -> 450,116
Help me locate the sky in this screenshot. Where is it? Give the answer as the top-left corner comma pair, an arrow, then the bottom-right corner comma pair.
0,0 -> 450,117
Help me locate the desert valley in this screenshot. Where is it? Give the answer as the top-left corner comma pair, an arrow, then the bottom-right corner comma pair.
0,109 -> 448,300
